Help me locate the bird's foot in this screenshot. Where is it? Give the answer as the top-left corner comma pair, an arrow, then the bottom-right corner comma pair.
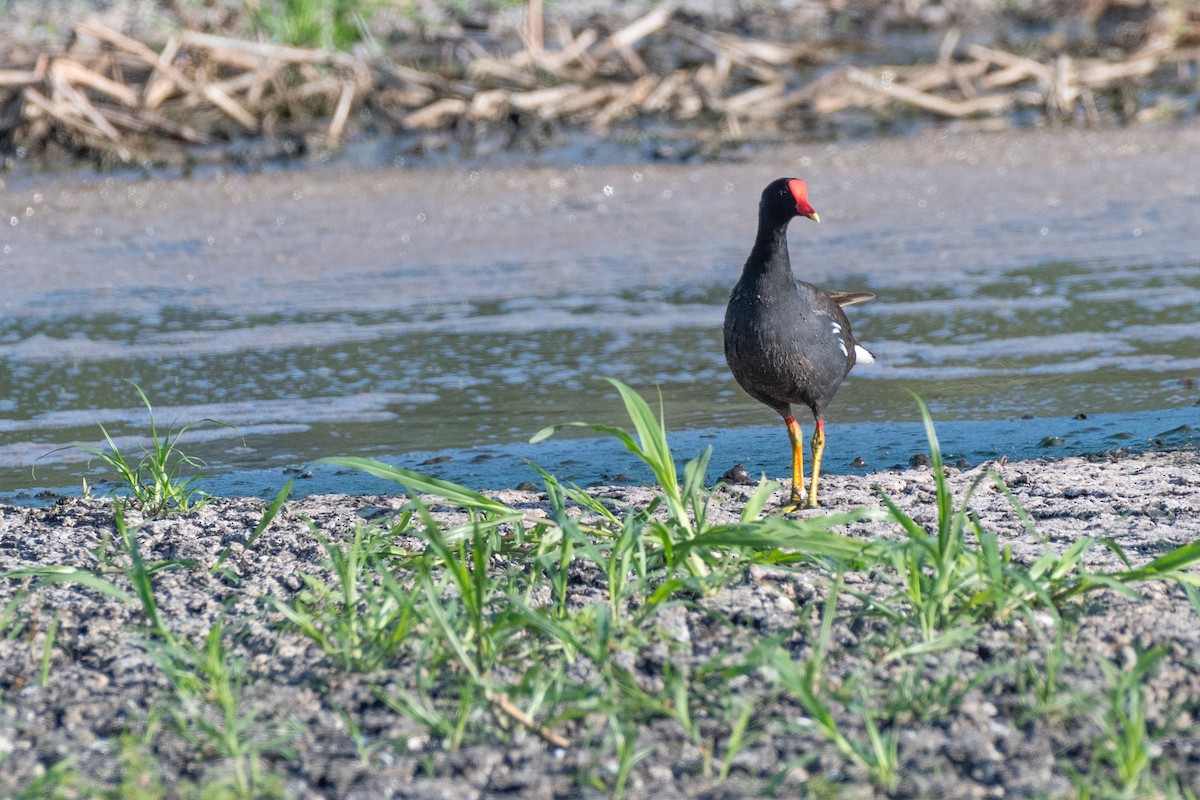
781,492 -> 806,513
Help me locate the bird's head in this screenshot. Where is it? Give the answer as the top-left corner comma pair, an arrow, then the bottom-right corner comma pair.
761,177 -> 820,225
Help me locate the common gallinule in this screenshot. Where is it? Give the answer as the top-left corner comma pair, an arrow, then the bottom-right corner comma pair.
724,177 -> 874,508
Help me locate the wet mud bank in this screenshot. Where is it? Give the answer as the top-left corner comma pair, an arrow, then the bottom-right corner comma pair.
2,123 -> 1199,500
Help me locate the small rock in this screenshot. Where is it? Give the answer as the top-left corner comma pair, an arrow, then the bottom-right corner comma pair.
851,456 -> 867,467
1038,436 -> 1065,447
910,453 -> 931,468
355,505 -> 392,520
720,463 -> 754,484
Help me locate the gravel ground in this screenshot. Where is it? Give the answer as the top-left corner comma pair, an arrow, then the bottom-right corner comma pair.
1,447 -> 1199,798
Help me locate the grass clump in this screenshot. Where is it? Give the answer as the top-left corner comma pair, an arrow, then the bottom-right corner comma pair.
148,618 -> 294,799
43,382 -> 235,517
249,0 -> 374,51
313,379 -> 1200,794
268,522 -> 418,673
853,396 -> 1200,648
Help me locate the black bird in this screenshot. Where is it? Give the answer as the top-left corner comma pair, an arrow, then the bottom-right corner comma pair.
723,177 -> 874,508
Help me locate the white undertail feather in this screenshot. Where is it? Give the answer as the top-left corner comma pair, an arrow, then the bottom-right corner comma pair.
854,344 -> 875,364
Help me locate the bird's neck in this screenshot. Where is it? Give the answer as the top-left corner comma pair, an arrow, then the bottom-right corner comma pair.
744,220 -> 792,279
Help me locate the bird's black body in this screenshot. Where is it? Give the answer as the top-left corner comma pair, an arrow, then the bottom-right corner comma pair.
723,177 -> 873,507
724,241 -> 859,421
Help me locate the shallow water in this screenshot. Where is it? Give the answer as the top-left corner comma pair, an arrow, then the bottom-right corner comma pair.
1,125 -> 1198,501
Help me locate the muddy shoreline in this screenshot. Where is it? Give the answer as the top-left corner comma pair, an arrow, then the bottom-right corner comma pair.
2,446 -> 1198,797
4,121 -> 1199,502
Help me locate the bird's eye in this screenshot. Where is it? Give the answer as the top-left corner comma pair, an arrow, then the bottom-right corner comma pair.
779,189 -> 789,197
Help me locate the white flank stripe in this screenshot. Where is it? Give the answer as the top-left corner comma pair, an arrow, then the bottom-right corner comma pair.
854,344 -> 876,363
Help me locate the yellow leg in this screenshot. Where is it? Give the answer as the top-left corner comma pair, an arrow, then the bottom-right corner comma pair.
784,415 -> 806,509
807,419 -> 826,508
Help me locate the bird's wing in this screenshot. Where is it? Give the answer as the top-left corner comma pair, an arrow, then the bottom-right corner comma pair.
826,291 -> 875,308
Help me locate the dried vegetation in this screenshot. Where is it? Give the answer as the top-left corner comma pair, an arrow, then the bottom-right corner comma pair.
1,1 -> 1199,164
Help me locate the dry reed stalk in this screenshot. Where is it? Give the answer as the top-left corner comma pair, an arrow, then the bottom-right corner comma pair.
178,30 -> 357,67
591,73 -> 657,131
83,96 -> 208,143
0,67 -> 44,87
143,35 -> 182,109
590,4 -> 675,64
48,73 -> 123,141
905,60 -> 989,93
1078,49 -> 1164,85
979,63 -> 1040,90
674,24 -> 803,83
289,76 -> 343,100
77,20 -> 257,130
466,57 -> 538,88
692,63 -> 725,108
208,63 -> 279,96
50,58 -> 139,106
510,84 -> 582,114
404,97 -> 467,128
614,43 -> 649,77
846,67 -> 1013,116
542,84 -> 619,118
380,61 -> 475,98
1049,55 -> 1079,116
641,70 -> 686,112
23,86 -> 131,158
722,79 -> 786,115
674,80 -> 702,119
468,88 -> 510,121
740,88 -> 813,120
525,0 -> 544,55
711,32 -> 809,67
327,81 -> 355,145
513,27 -> 598,76
967,44 -> 1055,82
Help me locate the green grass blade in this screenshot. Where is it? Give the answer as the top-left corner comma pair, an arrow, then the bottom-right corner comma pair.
738,477 -> 777,523
530,421 -> 639,452
0,566 -> 137,606
527,462 -> 622,525
1120,540 -> 1200,577
419,570 -> 482,684
248,478 -> 294,549
681,447 -> 712,505
212,478 -> 295,574
316,457 -> 513,515
605,379 -> 679,493
912,393 -> 953,554
678,510 -> 886,563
